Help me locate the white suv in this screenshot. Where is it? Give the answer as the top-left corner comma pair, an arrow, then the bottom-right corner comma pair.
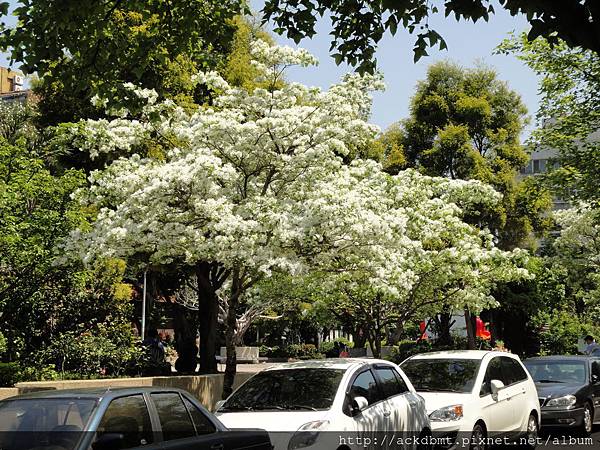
400,350 -> 540,449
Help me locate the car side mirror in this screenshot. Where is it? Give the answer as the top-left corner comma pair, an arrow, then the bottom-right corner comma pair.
351,396 -> 369,416
490,379 -> 504,396
92,433 -> 125,450
215,400 -> 226,410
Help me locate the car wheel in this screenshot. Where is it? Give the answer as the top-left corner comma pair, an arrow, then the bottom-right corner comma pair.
469,423 -> 486,450
581,403 -> 593,436
417,428 -> 433,450
524,413 -> 538,448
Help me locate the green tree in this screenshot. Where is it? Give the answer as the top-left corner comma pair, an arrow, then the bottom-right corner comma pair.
499,34 -> 600,205
262,0 -> 600,72
0,104 -> 137,376
0,0 -> 245,127
383,61 -> 552,249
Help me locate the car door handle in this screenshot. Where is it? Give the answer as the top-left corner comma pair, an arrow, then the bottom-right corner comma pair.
211,444 -> 224,450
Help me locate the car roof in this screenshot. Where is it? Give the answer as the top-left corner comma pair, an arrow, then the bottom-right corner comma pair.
262,358 -> 392,371
1,386 -> 191,401
406,350 -> 494,360
525,355 -> 597,362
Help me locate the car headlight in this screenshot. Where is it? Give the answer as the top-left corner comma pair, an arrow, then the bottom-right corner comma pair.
545,395 -> 577,408
288,420 -> 329,450
429,404 -> 464,422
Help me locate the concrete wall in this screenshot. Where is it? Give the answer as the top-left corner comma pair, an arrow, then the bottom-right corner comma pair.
12,373 -> 254,411
0,388 -> 18,401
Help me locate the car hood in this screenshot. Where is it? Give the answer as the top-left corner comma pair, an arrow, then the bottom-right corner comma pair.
536,382 -> 586,400
216,410 -> 328,431
415,392 -> 472,415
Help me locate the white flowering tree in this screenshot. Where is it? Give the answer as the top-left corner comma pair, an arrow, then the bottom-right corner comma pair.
552,205 -> 600,316
67,41 -> 529,396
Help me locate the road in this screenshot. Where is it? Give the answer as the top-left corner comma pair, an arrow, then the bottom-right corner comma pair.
534,425 -> 600,449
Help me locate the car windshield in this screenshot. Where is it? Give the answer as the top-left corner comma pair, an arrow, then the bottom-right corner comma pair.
0,398 -> 97,450
221,368 -> 345,411
525,361 -> 587,384
401,358 -> 480,393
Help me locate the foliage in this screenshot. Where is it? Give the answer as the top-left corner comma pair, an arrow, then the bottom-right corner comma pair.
0,362 -> 20,387
499,34 -> 600,205
383,61 -> 552,249
319,338 -> 354,354
0,104 -> 138,374
0,332 -> 6,355
549,205 -> 600,316
0,0 -> 246,127
286,344 -> 323,360
531,310 -> 599,356
387,335 -> 492,364
262,0 -> 600,72
30,322 -> 142,377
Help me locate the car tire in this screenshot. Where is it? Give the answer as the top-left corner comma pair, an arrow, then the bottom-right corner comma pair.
581,403 -> 593,436
523,413 -> 538,449
469,423 -> 486,450
417,428 -> 433,450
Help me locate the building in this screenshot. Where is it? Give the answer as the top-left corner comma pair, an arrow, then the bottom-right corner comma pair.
0,67 -> 24,93
519,147 -> 570,211
0,66 -> 32,104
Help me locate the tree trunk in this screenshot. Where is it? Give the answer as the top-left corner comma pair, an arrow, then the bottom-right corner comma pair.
222,271 -> 242,399
464,309 -> 476,350
435,312 -> 453,345
196,263 -> 218,374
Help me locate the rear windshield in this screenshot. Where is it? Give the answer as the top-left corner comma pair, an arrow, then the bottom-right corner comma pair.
0,398 -> 97,432
0,398 -> 97,450
524,361 -> 587,384
220,368 -> 344,411
401,358 -> 481,393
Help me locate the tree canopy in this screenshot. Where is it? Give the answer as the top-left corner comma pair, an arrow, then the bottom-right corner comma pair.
0,0 -> 245,126
499,34 -> 600,206
262,0 -> 600,72
379,61 -> 552,249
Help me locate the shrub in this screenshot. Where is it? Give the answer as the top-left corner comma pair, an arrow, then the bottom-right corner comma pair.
319,338 -> 354,355
0,362 -> 21,387
286,344 -> 323,360
30,322 -> 142,377
532,310 -> 600,355
0,332 -> 6,355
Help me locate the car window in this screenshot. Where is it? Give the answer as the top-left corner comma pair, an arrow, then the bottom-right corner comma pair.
221,368 -> 344,411
182,396 -> 216,435
501,357 -> 528,385
348,369 -> 381,406
524,361 -> 587,384
375,367 -> 407,399
480,357 -> 503,396
591,361 -> 600,379
401,358 -> 480,393
392,369 -> 410,393
97,395 -> 153,448
151,393 -> 196,441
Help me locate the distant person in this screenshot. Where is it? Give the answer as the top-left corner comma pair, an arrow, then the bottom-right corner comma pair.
584,335 -> 600,356
143,328 -> 169,375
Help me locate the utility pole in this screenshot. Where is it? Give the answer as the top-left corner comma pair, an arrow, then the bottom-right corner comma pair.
141,269 -> 147,340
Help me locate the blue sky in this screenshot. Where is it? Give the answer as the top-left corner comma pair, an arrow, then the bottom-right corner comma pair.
251,0 -> 539,134
1,0 -> 539,134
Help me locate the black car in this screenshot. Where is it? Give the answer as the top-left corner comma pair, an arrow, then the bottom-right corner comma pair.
524,355 -> 600,434
0,387 -> 272,450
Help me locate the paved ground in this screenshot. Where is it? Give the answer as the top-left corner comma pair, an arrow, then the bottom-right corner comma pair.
540,425 -> 600,449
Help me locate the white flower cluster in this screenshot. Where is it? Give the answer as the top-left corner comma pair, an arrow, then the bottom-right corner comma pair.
67,42 -> 529,316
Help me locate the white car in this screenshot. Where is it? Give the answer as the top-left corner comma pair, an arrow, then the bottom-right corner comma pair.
400,350 -> 540,449
215,359 -> 431,450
